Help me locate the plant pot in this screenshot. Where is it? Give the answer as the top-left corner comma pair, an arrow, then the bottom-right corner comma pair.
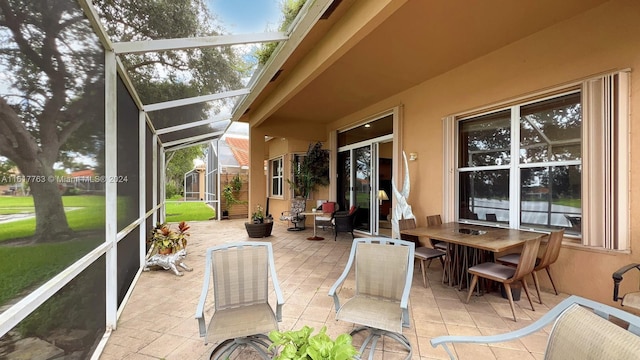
500,283 -> 522,301
245,222 -> 273,238
158,248 -> 173,255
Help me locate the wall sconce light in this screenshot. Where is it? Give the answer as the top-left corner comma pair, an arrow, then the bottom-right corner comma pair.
409,152 -> 418,161
378,189 -> 389,205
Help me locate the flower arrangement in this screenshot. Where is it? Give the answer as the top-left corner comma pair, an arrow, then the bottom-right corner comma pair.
252,204 -> 265,223
148,221 -> 190,253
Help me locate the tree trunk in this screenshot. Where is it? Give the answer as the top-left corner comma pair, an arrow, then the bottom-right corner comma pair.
18,162 -> 71,242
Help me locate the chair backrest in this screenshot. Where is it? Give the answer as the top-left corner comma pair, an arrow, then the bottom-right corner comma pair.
211,243 -> 270,310
545,303 -> 640,360
354,239 -> 414,302
398,218 -> 419,244
536,229 -> 564,270
426,214 -> 442,226
511,237 -> 541,282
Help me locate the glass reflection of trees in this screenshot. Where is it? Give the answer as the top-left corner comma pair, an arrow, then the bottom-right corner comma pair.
458,93 -> 582,230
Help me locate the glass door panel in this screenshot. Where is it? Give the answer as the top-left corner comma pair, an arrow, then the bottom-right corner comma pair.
354,146 -> 371,232
337,151 -> 351,212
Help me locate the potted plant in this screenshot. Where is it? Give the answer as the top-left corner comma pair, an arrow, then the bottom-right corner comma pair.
288,142 -> 330,199
245,204 -> 273,238
148,221 -> 190,254
268,325 -> 359,360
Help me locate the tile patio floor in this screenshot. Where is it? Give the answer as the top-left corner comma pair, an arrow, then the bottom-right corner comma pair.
100,219 -> 568,360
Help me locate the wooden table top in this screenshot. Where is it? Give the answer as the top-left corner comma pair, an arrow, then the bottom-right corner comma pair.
400,222 -> 544,253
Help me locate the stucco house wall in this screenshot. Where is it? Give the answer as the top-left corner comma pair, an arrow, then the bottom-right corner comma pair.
326,0 -> 639,305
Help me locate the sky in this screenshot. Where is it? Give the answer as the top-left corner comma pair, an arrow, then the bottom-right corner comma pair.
207,0 -> 282,33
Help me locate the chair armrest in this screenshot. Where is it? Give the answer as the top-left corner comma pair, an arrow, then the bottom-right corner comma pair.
266,242 -> 285,322
431,295 -> 637,359
328,239 -> 359,312
613,263 -> 640,301
195,248 -> 214,338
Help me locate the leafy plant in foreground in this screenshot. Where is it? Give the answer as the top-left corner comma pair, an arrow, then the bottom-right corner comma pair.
268,325 -> 359,360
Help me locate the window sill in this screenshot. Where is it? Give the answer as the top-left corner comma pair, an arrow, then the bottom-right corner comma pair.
561,240 -> 630,255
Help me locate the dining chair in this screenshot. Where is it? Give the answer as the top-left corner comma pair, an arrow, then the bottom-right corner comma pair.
328,238 -> 415,359
466,237 -> 541,322
195,242 -> 284,359
496,229 -> 564,304
426,215 -> 447,250
398,218 -> 446,287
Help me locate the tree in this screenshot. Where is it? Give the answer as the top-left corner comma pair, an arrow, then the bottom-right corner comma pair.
165,146 -> 205,198
0,0 -> 243,242
0,0 -> 105,241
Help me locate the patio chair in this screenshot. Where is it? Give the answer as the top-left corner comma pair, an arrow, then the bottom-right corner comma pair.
497,229 -> 565,304
398,218 -> 446,287
431,295 -> 640,360
564,214 -> 582,232
280,199 -> 306,231
315,201 -> 338,231
613,263 -> 640,311
328,237 -> 415,360
467,237 -> 541,322
333,206 -> 358,241
195,242 -> 284,360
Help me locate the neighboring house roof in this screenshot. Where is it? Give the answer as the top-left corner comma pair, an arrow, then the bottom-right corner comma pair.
70,169 -> 95,177
224,137 -> 249,167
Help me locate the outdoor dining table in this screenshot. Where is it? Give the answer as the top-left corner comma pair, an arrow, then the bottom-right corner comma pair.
401,222 -> 544,290
300,211 -> 325,241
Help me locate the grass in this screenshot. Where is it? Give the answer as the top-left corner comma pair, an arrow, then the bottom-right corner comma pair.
0,237 -> 101,306
0,195 -> 213,307
0,195 -> 105,242
165,200 -> 215,222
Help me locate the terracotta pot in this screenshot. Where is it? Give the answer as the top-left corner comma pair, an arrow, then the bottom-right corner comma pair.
158,247 -> 172,255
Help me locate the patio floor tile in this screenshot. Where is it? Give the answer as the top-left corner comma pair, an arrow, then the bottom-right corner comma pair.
100,219 -> 567,359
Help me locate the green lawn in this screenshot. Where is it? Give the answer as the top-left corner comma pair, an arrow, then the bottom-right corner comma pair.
0,237 -> 101,306
165,200 -> 215,222
0,195 -> 213,307
0,195 -> 106,242
0,195 -> 107,306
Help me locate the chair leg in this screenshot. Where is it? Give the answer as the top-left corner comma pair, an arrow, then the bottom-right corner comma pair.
426,258 -> 433,268
465,275 -> 478,304
503,283 -> 517,322
521,279 -> 535,312
532,271 -> 543,304
545,267 -> 559,295
438,256 -> 445,268
420,259 -> 427,288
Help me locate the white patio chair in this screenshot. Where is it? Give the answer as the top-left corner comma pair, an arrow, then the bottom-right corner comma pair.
431,295 -> 640,360
328,237 -> 415,360
195,242 -> 284,359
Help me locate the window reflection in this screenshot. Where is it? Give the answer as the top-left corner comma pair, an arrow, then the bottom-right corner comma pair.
458,170 -> 510,221
459,110 -> 511,167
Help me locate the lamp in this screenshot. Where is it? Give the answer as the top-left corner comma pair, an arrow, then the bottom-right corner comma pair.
378,189 -> 389,205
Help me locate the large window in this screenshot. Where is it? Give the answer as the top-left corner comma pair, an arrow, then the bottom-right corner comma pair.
446,71 -> 630,250
270,157 -> 283,197
458,93 -> 582,234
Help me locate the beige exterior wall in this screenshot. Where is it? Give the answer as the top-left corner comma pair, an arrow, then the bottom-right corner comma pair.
326,0 -> 640,305
264,138 -> 331,227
